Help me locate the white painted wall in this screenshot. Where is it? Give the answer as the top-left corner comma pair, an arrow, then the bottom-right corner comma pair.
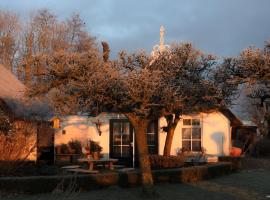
158,112 -> 231,156
55,113 -> 126,158
55,112 -> 231,159
202,112 -> 231,156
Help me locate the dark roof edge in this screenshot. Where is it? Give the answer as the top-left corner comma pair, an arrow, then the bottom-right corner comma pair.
219,108 -> 243,127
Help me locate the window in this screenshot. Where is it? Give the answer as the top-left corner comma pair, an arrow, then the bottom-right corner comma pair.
182,118 -> 201,152
112,121 -> 131,158
147,121 -> 158,154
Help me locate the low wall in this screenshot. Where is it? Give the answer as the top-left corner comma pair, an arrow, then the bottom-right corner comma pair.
218,156 -> 243,171
0,162 -> 232,194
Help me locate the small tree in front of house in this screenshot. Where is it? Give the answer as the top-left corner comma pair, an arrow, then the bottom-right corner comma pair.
27,49 -> 167,194
149,43 -> 237,156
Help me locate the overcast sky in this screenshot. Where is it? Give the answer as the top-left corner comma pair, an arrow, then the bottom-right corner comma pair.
1,0 -> 270,58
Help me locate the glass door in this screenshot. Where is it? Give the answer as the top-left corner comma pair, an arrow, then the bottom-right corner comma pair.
110,119 -> 133,166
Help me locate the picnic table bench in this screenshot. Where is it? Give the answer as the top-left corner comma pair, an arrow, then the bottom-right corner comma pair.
67,168 -> 99,174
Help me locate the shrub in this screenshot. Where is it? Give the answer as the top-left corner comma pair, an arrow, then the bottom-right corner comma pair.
90,140 -> 102,153
218,156 -> 243,171
60,144 -> 69,154
68,140 -> 82,154
0,121 -> 36,176
149,155 -> 185,170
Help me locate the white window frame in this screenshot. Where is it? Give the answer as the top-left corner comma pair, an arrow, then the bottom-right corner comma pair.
182,118 -> 202,152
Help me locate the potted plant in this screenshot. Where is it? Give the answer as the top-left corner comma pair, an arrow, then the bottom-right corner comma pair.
68,140 -> 82,154
60,144 -> 69,154
55,145 -> 61,154
90,140 -> 103,160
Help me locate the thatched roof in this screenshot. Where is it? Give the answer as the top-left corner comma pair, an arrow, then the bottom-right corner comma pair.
0,65 -> 25,100
0,65 -> 51,119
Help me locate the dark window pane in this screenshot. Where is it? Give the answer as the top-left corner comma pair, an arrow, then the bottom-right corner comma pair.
113,146 -> 121,157
182,141 -> 191,151
113,123 -> 121,134
122,122 -> 130,135
183,119 -> 191,126
147,121 -> 156,133
121,146 -> 130,157
148,146 -> 157,154
192,128 -> 201,139
182,128 -> 191,139
192,141 -> 201,151
147,134 -> 155,145
192,119 -> 200,126
113,134 -> 121,145
122,134 -> 130,145
122,122 -> 130,145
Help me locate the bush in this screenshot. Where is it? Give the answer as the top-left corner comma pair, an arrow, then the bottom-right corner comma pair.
149,155 -> 185,170
0,121 -> 36,176
90,140 -> 102,153
59,144 -> 69,154
218,156 -> 243,171
68,140 -> 82,154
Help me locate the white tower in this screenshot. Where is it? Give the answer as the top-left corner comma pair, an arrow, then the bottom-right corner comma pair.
151,25 -> 170,58
160,25 -> 165,51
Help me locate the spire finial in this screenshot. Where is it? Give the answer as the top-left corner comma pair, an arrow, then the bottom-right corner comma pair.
160,25 -> 165,49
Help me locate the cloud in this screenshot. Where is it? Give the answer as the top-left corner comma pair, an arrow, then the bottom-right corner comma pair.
1,0 -> 270,58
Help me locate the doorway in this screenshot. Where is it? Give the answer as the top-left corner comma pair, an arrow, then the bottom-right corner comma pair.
109,119 -> 159,167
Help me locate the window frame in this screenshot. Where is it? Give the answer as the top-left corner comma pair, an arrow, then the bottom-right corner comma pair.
182,118 -> 202,152
146,120 -> 158,154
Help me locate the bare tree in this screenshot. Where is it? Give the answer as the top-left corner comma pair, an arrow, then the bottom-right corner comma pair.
229,41 -> 270,137
0,10 -> 20,72
0,109 -> 37,176
19,10 -> 97,86
101,41 -> 110,62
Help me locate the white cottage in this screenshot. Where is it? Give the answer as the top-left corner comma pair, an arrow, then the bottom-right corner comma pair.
54,26 -> 244,166
54,109 -> 242,166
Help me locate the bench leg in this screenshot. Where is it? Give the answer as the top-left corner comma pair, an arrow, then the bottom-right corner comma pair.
109,162 -> 114,170
88,162 -> 94,170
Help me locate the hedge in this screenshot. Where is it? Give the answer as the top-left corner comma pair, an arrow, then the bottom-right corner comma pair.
149,155 -> 185,169
218,156 -> 243,172
0,162 -> 232,194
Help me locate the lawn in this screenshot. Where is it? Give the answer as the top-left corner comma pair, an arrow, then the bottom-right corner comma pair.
1,158 -> 270,200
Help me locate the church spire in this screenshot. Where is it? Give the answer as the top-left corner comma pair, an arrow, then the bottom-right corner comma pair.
151,25 -> 170,59
160,25 -> 165,51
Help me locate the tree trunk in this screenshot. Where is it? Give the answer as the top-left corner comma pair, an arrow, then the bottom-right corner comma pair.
163,114 -> 180,156
126,113 -> 155,196
163,126 -> 176,156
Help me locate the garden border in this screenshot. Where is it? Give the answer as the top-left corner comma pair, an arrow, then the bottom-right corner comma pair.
0,162 -> 232,194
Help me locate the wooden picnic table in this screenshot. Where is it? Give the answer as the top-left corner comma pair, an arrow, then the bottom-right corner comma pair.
78,158 -> 118,171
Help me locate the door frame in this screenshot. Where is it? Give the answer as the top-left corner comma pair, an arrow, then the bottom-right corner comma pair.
109,119 -> 159,167
109,119 -> 134,166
